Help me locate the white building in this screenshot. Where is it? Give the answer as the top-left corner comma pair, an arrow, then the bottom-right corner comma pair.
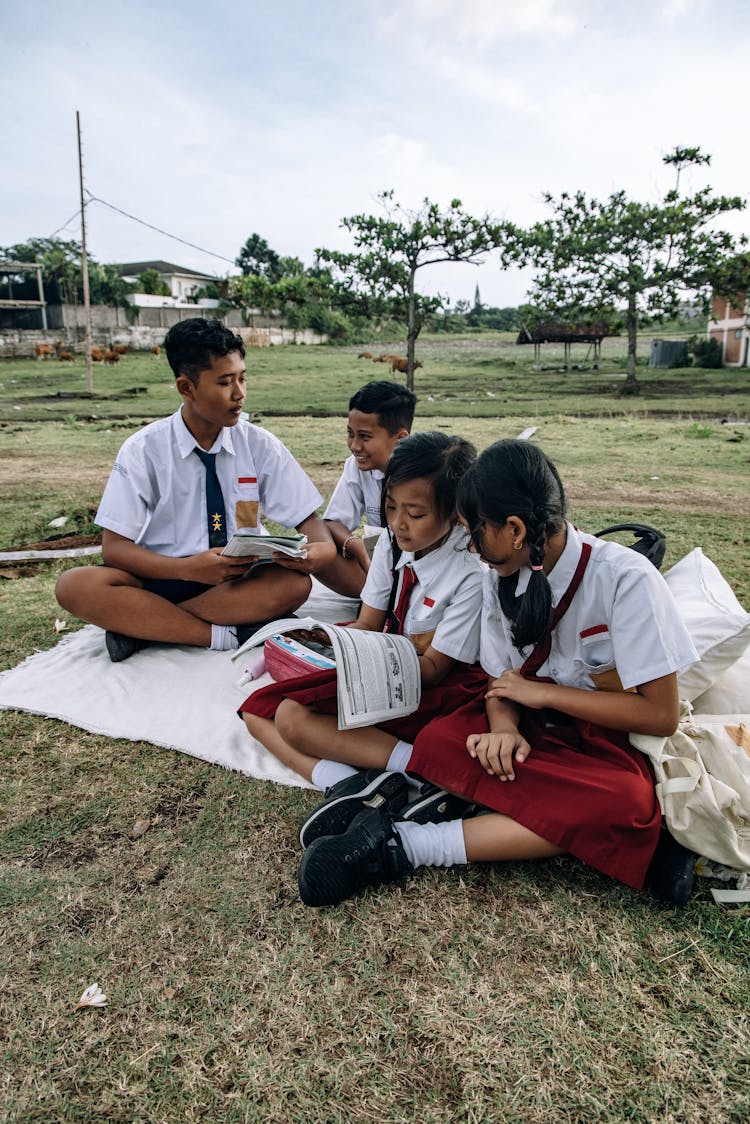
118,260 -> 222,308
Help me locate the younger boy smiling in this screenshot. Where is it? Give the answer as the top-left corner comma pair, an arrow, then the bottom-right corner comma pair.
311,380 -> 416,597
56,318 -> 335,661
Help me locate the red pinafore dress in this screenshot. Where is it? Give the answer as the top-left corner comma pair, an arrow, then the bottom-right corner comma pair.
407,543 -> 662,890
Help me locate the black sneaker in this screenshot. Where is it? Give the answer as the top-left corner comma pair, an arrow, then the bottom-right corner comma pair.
105,631 -> 150,663
647,829 -> 697,907
298,806 -> 413,907
299,769 -> 408,849
399,782 -> 475,825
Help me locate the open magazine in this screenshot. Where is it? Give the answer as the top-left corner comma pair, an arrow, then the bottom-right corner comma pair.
232,616 -> 421,730
221,533 -> 307,560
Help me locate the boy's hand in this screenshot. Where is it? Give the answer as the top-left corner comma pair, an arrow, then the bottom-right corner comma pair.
343,536 -> 370,571
486,669 -> 550,711
466,729 -> 531,781
182,548 -> 253,585
274,540 -> 337,574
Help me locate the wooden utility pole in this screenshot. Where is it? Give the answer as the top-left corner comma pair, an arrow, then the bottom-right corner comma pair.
76,111 -> 93,392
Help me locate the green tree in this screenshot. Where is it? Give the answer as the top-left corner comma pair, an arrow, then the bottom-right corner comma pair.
276,255 -> 305,279
227,273 -> 277,319
318,191 -> 512,389
1,237 -> 84,303
235,233 -> 282,282
523,147 -> 745,395
137,268 -> 170,297
710,250 -> 750,305
88,262 -> 135,307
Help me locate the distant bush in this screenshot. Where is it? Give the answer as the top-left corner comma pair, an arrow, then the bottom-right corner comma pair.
689,335 -> 723,368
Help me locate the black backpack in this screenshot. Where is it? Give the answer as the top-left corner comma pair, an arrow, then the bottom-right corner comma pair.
595,523 -> 666,570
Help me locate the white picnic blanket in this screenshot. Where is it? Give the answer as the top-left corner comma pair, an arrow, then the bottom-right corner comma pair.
0,579 -> 359,788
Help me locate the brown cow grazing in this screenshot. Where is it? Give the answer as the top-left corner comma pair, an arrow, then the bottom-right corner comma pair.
34,343 -> 53,359
91,347 -> 104,363
57,350 -> 76,362
357,351 -> 373,359
390,357 -> 423,374
113,344 -> 129,355
151,345 -> 161,357
103,350 -> 120,365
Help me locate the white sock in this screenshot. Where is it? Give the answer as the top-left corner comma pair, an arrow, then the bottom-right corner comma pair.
210,624 -> 239,651
386,740 -> 412,772
311,759 -> 359,793
393,819 -> 467,869
385,741 -> 421,793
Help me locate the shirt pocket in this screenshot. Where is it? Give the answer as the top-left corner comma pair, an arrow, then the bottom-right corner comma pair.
407,612 -> 440,656
575,624 -> 632,693
233,476 -> 260,531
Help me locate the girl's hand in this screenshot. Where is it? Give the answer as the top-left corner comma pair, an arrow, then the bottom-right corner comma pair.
486,669 -> 549,710
466,729 -> 531,782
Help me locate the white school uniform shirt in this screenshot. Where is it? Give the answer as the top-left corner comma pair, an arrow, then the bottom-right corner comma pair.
362,524 -> 484,663
480,522 -> 698,691
95,407 -> 323,555
323,455 -> 384,529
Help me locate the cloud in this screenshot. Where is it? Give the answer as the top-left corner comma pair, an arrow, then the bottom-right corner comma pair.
660,0 -> 712,23
2,0 -> 747,310
379,0 -> 581,45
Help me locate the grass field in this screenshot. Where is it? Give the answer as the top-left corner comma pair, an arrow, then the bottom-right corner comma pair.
1,335 -> 749,1122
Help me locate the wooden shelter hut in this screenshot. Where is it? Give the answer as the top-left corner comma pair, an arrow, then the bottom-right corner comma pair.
516,320 -> 610,369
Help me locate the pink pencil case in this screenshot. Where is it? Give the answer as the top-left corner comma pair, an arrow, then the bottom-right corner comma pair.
264,634 -> 336,680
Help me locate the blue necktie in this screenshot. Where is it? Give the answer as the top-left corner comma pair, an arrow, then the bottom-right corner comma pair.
195,448 -> 227,548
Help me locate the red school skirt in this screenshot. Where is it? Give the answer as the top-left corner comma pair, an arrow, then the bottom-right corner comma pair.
238,663 -> 489,743
408,693 -> 661,891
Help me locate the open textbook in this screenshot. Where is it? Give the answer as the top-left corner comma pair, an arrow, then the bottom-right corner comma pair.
233,617 -> 421,730
221,533 -> 307,560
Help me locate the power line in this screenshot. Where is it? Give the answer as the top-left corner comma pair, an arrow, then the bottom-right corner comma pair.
48,207 -> 83,239
84,191 -> 236,268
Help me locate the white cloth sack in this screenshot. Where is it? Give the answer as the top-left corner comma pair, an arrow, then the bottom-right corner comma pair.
663,548 -> 750,701
632,708 -> 750,872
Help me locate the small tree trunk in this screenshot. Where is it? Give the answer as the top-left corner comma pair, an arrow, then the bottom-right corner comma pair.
406,270 -> 416,392
620,292 -> 640,397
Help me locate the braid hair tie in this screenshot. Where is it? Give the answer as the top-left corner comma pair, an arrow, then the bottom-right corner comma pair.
530,564 -> 544,571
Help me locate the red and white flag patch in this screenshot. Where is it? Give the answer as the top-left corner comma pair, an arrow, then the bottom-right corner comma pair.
580,624 -> 608,639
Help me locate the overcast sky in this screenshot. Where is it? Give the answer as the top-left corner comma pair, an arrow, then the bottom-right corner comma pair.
3,0 -> 748,307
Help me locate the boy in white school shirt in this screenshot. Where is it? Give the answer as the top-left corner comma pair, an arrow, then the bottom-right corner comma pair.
311,379 -> 417,597
55,318 -> 336,661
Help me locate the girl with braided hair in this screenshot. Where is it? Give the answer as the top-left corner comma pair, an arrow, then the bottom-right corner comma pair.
297,439 -> 700,909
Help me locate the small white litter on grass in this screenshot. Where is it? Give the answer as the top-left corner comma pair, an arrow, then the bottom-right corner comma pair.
75,983 -> 107,1010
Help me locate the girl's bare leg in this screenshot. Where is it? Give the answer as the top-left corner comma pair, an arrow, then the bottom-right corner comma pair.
243,700 -> 399,785
243,712 -> 321,783
462,812 -> 564,862
276,699 -> 398,769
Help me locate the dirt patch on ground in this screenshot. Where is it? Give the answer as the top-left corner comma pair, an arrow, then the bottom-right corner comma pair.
0,531 -> 102,577
6,532 -> 102,552
567,481 -> 750,516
